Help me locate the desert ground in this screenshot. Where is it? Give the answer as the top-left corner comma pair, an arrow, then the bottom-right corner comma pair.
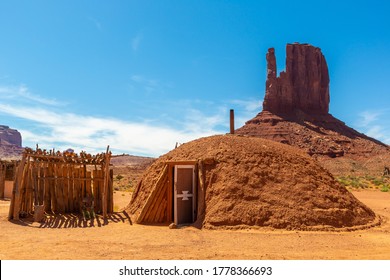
0,189 -> 389,260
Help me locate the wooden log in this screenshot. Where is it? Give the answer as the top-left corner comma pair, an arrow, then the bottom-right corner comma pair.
49,163 -> 57,213
147,175 -> 168,222
137,164 -> 168,222
43,165 -> 51,212
108,169 -> 113,213
157,198 -> 167,223
197,160 -> 206,221
149,177 -> 168,222
73,167 -> 80,212
66,164 -> 73,212
86,171 -> 92,198
10,154 -> 27,220
37,163 -> 44,205
32,163 -> 39,206
0,163 -> 5,199
62,165 -> 69,212
167,165 -> 173,222
80,166 -> 85,207
92,169 -> 99,213
102,145 -> 111,219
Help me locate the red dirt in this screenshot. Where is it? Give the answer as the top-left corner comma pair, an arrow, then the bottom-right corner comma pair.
128,134 -> 378,230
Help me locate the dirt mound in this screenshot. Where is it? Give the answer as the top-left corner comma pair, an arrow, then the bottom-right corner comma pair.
128,135 -> 377,230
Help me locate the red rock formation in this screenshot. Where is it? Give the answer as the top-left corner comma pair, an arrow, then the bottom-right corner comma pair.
263,43 -> 330,115
0,125 -> 22,147
236,43 -> 390,173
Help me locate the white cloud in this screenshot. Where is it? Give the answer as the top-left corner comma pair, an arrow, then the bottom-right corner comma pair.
0,85 -> 62,106
0,103 -> 222,157
357,110 -> 390,145
358,111 -> 381,127
0,82 -> 267,156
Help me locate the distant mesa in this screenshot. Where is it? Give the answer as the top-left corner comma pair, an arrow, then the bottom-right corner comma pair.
0,125 -> 23,160
236,43 -> 389,167
0,125 -> 22,147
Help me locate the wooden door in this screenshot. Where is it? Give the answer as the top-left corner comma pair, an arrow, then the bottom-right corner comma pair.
174,165 -> 195,225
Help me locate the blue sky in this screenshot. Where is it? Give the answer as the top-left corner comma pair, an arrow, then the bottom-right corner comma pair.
0,0 -> 389,157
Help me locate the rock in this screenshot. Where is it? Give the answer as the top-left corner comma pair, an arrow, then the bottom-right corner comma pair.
168,223 -> 177,229
236,43 -> 390,173
0,125 -> 23,160
0,125 -> 22,147
263,43 -> 329,115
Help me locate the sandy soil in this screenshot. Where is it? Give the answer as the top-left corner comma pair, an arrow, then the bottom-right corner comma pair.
0,190 -> 389,260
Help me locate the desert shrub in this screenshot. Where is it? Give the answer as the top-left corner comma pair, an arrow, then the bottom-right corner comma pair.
115,174 -> 124,180
372,177 -> 385,186
381,184 -> 389,192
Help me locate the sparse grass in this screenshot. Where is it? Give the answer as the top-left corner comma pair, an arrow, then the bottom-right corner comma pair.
337,175 -> 390,191
381,184 -> 389,192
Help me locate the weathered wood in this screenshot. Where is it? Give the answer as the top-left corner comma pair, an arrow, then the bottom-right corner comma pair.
165,160 -> 198,165
33,205 -> 45,222
73,167 -> 80,212
10,154 -> 27,220
102,145 -> 111,219
157,198 -> 167,222
150,177 -> 168,222
0,163 -> 5,199
9,147 -> 112,217
197,160 -> 206,222
108,169 -> 113,213
43,166 -> 51,212
92,169 -> 100,213
49,164 -> 57,213
167,165 -> 173,222
56,164 -> 65,213
144,176 -> 167,222
61,165 -> 68,212
137,164 -> 168,223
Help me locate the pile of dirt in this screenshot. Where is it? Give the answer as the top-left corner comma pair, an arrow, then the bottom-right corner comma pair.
128,134 -> 378,230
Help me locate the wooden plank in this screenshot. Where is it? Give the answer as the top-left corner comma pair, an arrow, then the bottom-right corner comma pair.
49,164 -> 57,213
157,198 -> 167,223
43,165 -> 51,212
165,160 -> 198,165
197,160 -> 206,221
107,169 -> 113,213
0,163 -> 5,199
73,167 -> 80,212
167,165 -> 173,222
62,165 -> 69,212
102,145 -> 111,219
66,165 -> 73,212
137,164 -> 168,222
150,178 -> 168,222
92,169 -> 99,213
86,171 -> 92,199
149,175 -> 168,222
10,154 -> 27,220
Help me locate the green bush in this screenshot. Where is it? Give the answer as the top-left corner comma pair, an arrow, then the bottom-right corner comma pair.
381,184 -> 389,192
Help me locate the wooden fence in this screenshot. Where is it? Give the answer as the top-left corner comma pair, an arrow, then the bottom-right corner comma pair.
0,161 -> 18,199
8,146 -> 113,220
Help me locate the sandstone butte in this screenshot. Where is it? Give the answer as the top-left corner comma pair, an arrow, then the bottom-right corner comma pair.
235,43 -> 390,175
0,125 -> 23,160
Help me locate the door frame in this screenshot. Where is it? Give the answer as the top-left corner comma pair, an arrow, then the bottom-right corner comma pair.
174,164 -> 195,225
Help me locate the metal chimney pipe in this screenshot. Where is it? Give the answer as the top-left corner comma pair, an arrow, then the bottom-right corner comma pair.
230,109 -> 235,134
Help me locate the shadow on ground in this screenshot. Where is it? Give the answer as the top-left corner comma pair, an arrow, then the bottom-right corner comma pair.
9,211 -> 132,228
